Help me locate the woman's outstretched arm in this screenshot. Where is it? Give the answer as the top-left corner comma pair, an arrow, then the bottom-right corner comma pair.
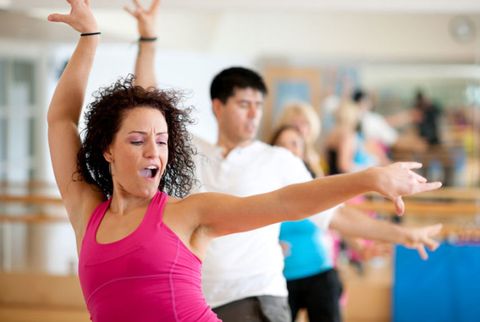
47,0 -> 103,232
185,162 -> 442,238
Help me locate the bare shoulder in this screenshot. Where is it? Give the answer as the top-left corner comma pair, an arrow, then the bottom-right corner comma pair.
167,192 -> 209,206
163,194 -> 201,226
163,193 -> 217,230
166,196 -> 182,204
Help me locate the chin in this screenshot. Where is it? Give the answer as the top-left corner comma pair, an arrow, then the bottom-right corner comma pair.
242,133 -> 256,141
134,185 -> 160,199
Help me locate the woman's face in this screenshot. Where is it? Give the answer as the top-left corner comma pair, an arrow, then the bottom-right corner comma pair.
290,115 -> 311,141
104,107 -> 168,198
275,128 -> 305,159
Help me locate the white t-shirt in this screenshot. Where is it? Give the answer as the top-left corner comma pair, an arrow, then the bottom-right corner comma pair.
362,111 -> 398,146
192,137 -> 335,308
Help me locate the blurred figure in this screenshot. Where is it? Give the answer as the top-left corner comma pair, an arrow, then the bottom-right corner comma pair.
325,102 -> 386,175
271,125 -> 343,322
411,90 -> 456,185
270,125 -> 316,178
352,89 -> 398,150
276,102 -> 323,176
324,102 -> 390,273
412,89 -> 442,146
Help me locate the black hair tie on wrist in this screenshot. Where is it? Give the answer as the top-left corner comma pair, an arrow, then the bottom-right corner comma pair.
81,32 -> 101,37
139,36 -> 158,42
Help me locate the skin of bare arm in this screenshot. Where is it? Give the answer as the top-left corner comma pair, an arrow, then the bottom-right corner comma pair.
125,0 -> 160,88
330,206 -> 442,260
47,0 -> 104,242
181,162 -> 441,240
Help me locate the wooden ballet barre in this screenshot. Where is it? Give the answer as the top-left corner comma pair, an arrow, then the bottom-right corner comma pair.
0,214 -> 68,224
0,181 -> 57,189
0,194 -> 63,205
440,224 -> 480,240
367,188 -> 480,202
403,188 -> 480,202
347,201 -> 480,216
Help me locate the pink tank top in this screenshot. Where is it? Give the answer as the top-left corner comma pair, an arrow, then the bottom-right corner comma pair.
78,191 -> 220,322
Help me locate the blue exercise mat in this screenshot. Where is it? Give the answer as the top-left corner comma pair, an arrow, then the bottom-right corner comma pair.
393,243 -> 480,322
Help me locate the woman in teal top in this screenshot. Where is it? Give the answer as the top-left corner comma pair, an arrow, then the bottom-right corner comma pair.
271,125 -> 343,322
280,218 -> 343,322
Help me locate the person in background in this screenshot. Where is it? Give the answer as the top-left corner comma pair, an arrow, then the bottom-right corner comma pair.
325,101 -> 386,175
351,88 -> 428,161
270,125 -> 316,178
352,89 -> 398,150
275,102 -> 323,176
411,89 -> 456,185
412,89 -> 442,146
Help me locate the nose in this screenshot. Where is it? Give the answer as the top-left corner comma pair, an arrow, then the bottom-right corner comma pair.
247,104 -> 259,119
144,138 -> 159,159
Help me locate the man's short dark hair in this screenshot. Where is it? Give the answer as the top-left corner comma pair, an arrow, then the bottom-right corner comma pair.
210,67 -> 268,103
352,89 -> 367,103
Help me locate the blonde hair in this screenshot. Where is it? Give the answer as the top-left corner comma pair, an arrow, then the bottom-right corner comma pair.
276,102 -> 321,145
276,101 -> 323,176
335,101 -> 360,130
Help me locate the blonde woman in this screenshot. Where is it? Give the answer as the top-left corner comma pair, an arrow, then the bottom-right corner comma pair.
325,101 -> 388,174
276,102 -> 323,176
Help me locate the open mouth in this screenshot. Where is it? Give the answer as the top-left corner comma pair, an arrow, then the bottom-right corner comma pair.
140,165 -> 159,179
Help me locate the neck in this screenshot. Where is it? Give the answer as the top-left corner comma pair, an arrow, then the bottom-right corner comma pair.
216,134 -> 254,158
109,186 -> 152,216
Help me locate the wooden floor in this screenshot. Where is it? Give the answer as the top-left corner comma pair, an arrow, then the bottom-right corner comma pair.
0,260 -> 393,322
0,273 -> 89,322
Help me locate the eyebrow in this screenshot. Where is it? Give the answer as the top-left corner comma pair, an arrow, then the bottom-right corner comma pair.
237,99 -> 263,104
127,131 -> 168,136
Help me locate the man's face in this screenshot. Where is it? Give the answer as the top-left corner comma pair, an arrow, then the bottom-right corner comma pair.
359,97 -> 373,113
214,87 -> 264,145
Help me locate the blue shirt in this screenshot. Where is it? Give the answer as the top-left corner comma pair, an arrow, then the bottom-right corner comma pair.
280,219 -> 333,281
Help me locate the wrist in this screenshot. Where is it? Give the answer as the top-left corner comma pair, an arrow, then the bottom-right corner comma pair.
81,31 -> 101,37
139,36 -> 158,42
358,167 -> 379,193
396,225 -> 411,245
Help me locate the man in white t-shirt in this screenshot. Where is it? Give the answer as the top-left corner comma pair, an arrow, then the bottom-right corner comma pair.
193,67 -> 334,321
192,68 -> 440,322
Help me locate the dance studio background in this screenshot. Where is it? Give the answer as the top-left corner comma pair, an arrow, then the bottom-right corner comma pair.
0,1 -> 479,322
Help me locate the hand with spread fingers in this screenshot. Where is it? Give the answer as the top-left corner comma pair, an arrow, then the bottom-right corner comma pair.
125,0 -> 161,38
373,162 -> 442,215
48,0 -> 98,33
401,223 -> 443,260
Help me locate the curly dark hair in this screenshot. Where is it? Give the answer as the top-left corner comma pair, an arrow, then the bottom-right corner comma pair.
76,75 -> 196,198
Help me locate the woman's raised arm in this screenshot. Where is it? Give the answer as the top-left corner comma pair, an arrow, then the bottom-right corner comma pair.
47,0 -> 103,232
125,0 -> 160,89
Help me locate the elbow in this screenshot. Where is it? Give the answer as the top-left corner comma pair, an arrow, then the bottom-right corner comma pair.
47,109 -> 77,129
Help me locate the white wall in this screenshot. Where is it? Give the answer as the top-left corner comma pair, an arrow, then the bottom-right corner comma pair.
208,12 -> 479,63
52,43 -> 254,145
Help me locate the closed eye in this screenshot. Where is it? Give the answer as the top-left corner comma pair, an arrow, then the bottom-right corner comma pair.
131,141 -> 144,145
